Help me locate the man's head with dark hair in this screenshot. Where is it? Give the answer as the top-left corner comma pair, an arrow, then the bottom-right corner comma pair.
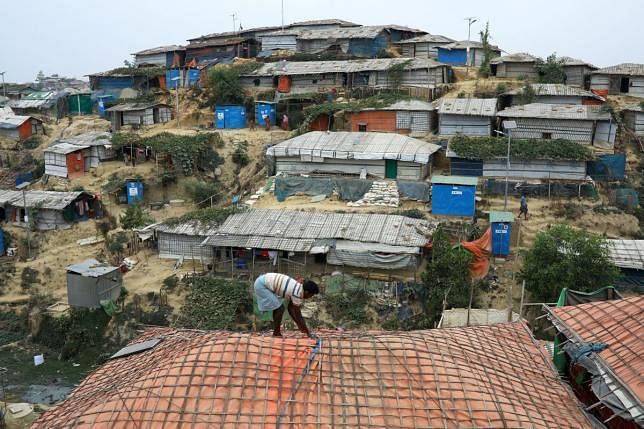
302,280 -> 319,299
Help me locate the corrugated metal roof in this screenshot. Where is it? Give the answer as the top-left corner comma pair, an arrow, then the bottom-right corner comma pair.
360,99 -> 436,112
503,83 -> 604,100
155,220 -> 221,236
547,297 -> 643,422
289,19 -> 360,27
436,98 -> 498,116
431,175 -> 478,186
592,63 -> 644,76
489,211 -> 515,223
246,58 -> 444,77
203,209 -> 437,251
0,190 -> 87,210
490,52 -> 539,64
292,25 -> 423,41
497,103 -> 611,120
8,91 -> 66,109
44,142 -> 89,155
33,323 -> 594,428
131,45 -> 185,55
0,114 -> 33,129
66,259 -> 119,277
623,104 -> 643,113
440,40 -> 500,50
559,56 -> 597,69
105,102 -> 171,112
54,131 -> 112,147
266,131 -> 440,164
397,33 -> 455,44
606,239 -> 644,270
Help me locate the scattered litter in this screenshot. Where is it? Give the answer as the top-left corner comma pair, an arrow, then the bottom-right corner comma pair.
34,354 -> 44,366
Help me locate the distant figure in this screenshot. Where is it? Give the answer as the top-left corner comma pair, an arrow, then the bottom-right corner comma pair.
254,273 -> 319,337
519,193 -> 528,220
249,116 -> 255,131
264,114 -> 271,131
282,113 -> 289,131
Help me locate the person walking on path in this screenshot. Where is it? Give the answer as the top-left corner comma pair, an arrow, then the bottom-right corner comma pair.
281,113 -> 289,131
254,273 -> 319,337
519,193 -> 529,220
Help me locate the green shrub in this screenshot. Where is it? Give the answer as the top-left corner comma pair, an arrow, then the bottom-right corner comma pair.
182,179 -> 221,207
22,135 -> 43,149
20,267 -> 39,290
449,135 -> 592,161
162,275 -> 179,291
120,204 -> 153,229
324,289 -> 372,327
232,144 -> 250,167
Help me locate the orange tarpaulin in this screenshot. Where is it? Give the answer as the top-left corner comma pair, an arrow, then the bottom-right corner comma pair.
459,227 -> 492,279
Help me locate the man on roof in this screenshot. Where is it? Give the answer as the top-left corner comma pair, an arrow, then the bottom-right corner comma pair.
254,272 -> 319,338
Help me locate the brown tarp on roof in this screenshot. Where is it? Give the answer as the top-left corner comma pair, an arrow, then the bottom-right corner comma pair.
34,322 -> 592,428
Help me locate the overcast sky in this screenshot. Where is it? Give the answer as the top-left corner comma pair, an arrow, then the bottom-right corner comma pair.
2,0 -> 643,82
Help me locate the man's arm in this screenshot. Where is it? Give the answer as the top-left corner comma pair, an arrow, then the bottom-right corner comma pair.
287,301 -> 311,337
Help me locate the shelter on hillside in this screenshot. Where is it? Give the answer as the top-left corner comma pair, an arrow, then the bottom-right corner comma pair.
202,209 -> 437,275
437,41 -> 500,67
0,190 -> 96,230
490,53 -> 540,79
266,131 -> 440,180
0,110 -> 43,141
67,92 -> 93,115
66,259 -> 122,309
436,98 -> 497,136
497,103 -> 616,146
105,102 -> 172,131
44,132 -> 114,178
438,308 -> 520,328
501,83 -> 604,107
88,68 -> 165,99
132,45 -> 186,67
606,239 -> 643,291
590,63 -> 644,97
240,58 -> 450,96
139,220 -> 222,261
623,104 -> 644,136
346,99 -> 436,135
397,33 -> 455,59
9,90 -> 69,119
33,322 -> 593,428
559,56 -> 598,87
545,296 -> 643,428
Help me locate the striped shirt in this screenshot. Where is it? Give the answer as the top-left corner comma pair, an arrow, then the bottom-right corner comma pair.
263,273 -> 303,306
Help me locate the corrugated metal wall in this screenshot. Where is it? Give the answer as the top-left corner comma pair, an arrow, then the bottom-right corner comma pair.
630,76 -> 644,97
67,271 -> 122,308
275,157 -> 425,180
262,35 -> 298,51
510,118 -> 593,143
482,159 -> 586,180
563,65 -> 590,87
134,53 -> 166,67
594,120 -> 617,145
623,111 -> 644,136
396,111 -> 432,133
495,63 -> 538,79
438,48 -> 467,66
159,232 -> 214,260
450,158 -> 483,176
439,114 -> 492,136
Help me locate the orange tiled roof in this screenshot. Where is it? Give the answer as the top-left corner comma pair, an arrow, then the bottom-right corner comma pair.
33,322 -> 591,428
550,296 -> 644,404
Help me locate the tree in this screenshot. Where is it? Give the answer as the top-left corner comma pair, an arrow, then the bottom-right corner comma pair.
478,22 -> 494,78
119,203 -> 153,229
519,224 -> 620,303
205,66 -> 244,105
418,227 -> 474,327
535,53 -> 566,84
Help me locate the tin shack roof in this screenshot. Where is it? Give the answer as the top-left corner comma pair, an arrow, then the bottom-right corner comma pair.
359,99 -> 436,112
33,322 -> 592,428
289,18 -> 360,27
105,102 -> 172,112
44,142 -> 89,155
0,190 -> 87,210
154,220 -> 222,236
436,98 -> 498,116
131,45 -> 186,55
559,56 -> 597,69
431,175 -> 479,186
440,40 -> 500,51
397,33 -> 455,44
245,57 -> 444,77
0,113 -> 37,129
592,63 -> 644,76
503,83 -> 605,101
8,90 -> 67,109
546,296 -> 644,423
490,52 -> 540,64
497,103 -> 611,120
66,259 -> 119,277
203,208 -> 436,252
266,131 -> 440,164
55,131 -> 112,147
606,239 -> 644,270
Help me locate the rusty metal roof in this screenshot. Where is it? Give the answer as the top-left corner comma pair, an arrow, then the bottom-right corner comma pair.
547,296 -> 644,423
33,322 -> 592,428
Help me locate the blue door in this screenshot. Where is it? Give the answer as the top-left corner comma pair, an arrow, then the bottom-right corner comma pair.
492,222 -> 511,256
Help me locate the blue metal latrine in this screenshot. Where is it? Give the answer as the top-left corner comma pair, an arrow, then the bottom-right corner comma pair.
431,175 -> 478,217
215,105 -> 247,129
490,211 -> 514,257
127,180 -> 144,205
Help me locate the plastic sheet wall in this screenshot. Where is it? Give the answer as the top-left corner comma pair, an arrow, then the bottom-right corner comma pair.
587,154 -> 626,181
397,180 -> 431,201
274,176 -> 373,202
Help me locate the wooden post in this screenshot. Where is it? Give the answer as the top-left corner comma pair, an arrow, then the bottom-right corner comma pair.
519,280 -> 525,319
230,247 -> 234,278
466,280 -> 474,326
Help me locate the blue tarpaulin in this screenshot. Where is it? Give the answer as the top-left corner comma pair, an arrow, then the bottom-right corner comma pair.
587,154 -> 626,181
15,171 -> 32,187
